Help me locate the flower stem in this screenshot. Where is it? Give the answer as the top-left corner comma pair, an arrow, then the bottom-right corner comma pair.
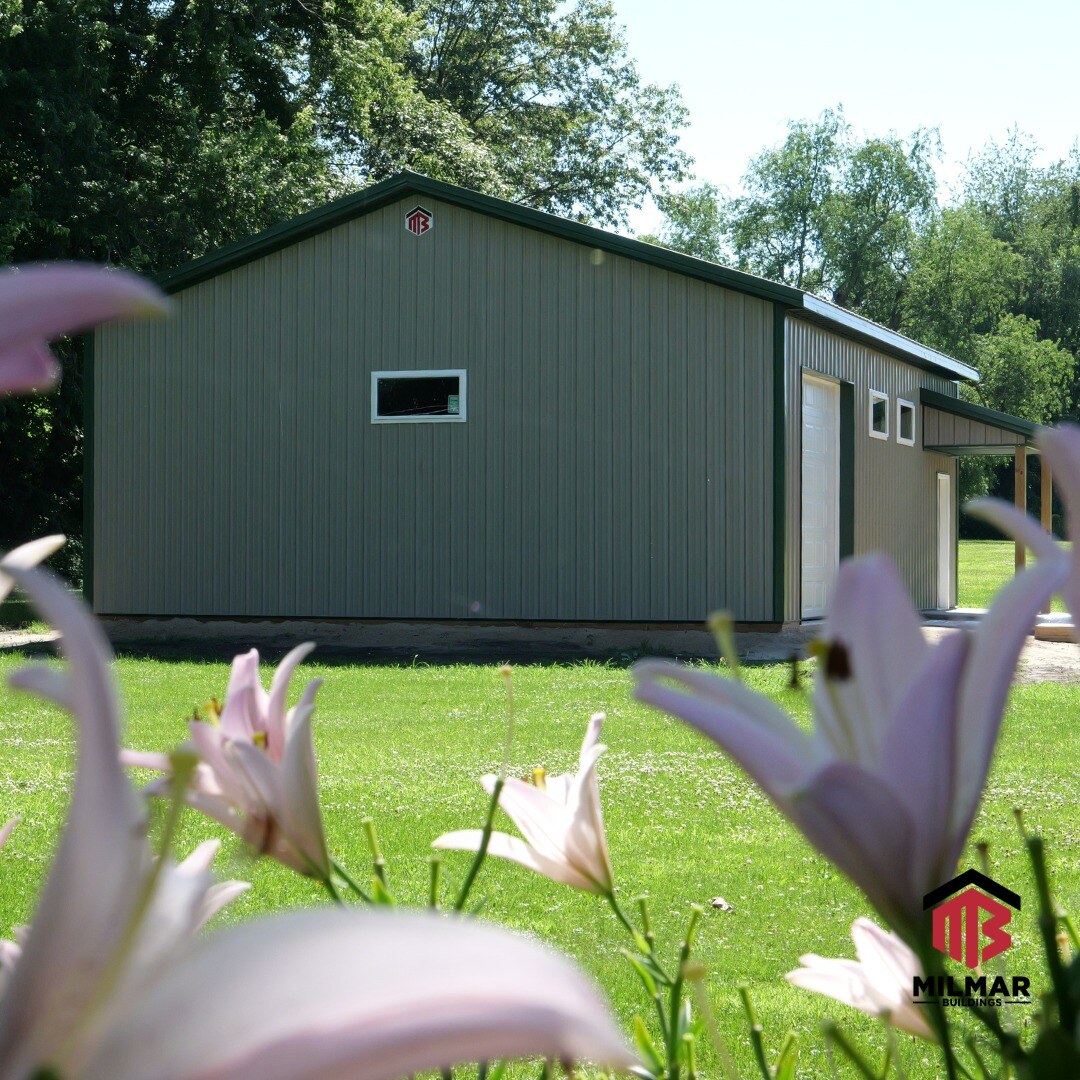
1027,834 -> 1076,1030
454,777 -> 504,911
667,907 -> 702,1080
606,891 -> 639,939
332,857 -> 372,903
363,817 -> 387,887
429,855 -> 443,910
323,873 -> 345,906
915,942 -> 959,1080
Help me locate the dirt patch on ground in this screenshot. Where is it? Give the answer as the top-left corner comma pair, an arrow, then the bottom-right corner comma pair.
922,626 -> 1080,684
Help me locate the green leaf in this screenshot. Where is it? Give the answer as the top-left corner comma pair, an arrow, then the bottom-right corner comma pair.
1022,1028 -> 1080,1079
622,951 -> 657,997
371,876 -> 395,905
632,1016 -> 664,1077
772,1033 -> 798,1080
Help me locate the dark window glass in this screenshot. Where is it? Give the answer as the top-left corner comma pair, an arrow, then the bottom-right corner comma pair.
899,403 -> 914,442
377,376 -> 460,418
872,397 -> 888,433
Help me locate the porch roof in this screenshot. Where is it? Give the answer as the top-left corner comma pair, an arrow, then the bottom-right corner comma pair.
921,389 -> 1039,456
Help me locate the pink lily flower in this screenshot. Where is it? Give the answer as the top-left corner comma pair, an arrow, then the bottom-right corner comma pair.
434,712 -> 615,894
0,264 -> 166,395
633,552 -> 1064,937
969,423 -> 1080,627
123,645 -> 331,879
0,563 -> 633,1079
0,535 -> 66,605
787,918 -> 935,1041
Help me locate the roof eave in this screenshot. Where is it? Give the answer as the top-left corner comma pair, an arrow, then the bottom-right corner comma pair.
921,388 -> 1038,441
798,295 -> 979,383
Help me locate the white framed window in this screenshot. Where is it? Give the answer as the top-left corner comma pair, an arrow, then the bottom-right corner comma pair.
869,389 -> 889,440
897,398 -> 915,446
371,369 -> 467,423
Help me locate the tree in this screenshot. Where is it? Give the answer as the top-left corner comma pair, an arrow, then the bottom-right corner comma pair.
970,314 -> 1073,424
722,108 -> 845,290
0,0 -> 687,579
639,182 -> 725,262
715,108 -> 938,327
398,0 -> 690,226
820,129 -> 939,327
901,206 -> 1021,364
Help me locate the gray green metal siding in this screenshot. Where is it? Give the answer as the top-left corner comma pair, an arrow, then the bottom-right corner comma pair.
923,407 -> 1025,452
783,317 -> 957,620
93,196 -> 776,620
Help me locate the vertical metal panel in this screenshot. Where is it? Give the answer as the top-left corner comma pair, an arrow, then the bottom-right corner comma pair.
922,409 -> 1023,449
93,199 -> 775,621
784,317 -> 958,616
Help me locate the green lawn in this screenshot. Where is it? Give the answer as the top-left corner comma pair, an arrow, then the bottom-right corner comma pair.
1,649 -> 1078,1077
958,538 -> 1066,611
0,596 -> 49,633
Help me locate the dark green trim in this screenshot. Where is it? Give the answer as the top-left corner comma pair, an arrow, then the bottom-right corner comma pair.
839,382 -> 855,559
156,171 -> 804,307
772,305 -> 788,622
82,330 -> 95,608
920,388 -> 1038,441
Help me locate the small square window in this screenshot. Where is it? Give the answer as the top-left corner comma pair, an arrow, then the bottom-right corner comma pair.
869,390 -> 889,440
371,370 -> 467,423
897,398 -> 915,446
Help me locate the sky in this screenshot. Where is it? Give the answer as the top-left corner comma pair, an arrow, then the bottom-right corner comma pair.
612,0 -> 1080,233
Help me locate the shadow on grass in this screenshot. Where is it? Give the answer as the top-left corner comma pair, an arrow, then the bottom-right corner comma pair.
0,597 -> 50,632
103,641 -> 696,668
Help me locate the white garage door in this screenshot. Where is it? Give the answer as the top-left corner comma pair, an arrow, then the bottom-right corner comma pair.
801,374 -> 840,619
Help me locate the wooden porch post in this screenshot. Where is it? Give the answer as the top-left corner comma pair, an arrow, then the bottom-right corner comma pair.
1015,446 -> 1027,571
1042,453 -> 1053,613
1041,455 -> 1053,533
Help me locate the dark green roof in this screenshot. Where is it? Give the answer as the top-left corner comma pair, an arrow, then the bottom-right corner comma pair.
155,170 -> 978,382
921,388 -> 1038,441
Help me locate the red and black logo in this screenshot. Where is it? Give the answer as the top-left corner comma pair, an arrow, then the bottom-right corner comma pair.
405,206 -> 433,236
913,870 -> 1031,1008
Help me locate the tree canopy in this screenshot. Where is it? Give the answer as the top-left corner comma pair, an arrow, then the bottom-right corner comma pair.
0,0 -> 690,579
644,111 -> 1080,514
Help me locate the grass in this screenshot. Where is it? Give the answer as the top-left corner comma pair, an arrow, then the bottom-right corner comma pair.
957,538 -> 1066,611
1,647 -> 1079,1078
0,596 -> 50,633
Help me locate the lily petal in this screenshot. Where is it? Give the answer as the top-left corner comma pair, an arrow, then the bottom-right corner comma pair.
788,918 -> 935,1041
632,659 -> 817,800
0,265 -> 167,348
83,910 -> 636,1080
815,555 -> 928,763
965,498 -> 1063,560
0,565 -> 147,1075
951,555 -> 1065,844
279,705 -> 331,878
792,763 -> 918,932
266,642 -> 316,757
879,631 -> 968,891
0,535 -> 65,604
0,341 -> 60,394
0,818 -> 19,852
481,775 -> 573,863
1039,425 -> 1080,620
432,830 -> 599,892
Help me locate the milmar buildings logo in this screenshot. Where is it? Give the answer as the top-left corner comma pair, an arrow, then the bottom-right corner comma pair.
913,869 -> 1032,1008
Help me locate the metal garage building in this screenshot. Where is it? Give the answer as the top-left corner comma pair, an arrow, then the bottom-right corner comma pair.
89,171 -> 1035,628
